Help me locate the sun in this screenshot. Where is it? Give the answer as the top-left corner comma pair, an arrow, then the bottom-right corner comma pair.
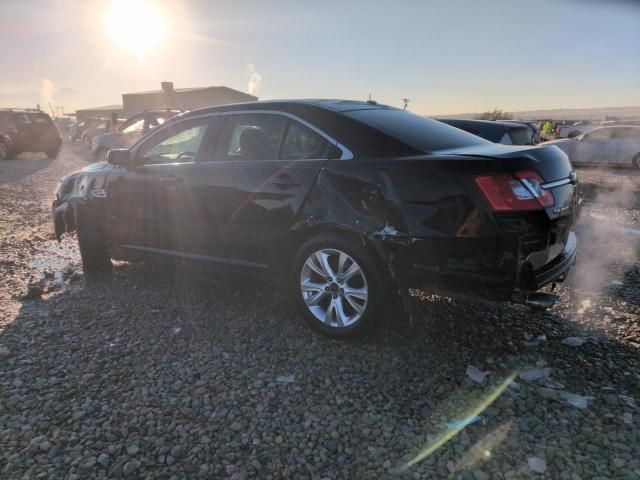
105,0 -> 166,58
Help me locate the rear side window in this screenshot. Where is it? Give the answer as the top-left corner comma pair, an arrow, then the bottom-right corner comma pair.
345,109 -> 489,153
215,114 -> 287,161
508,127 -> 531,145
280,121 -> 329,160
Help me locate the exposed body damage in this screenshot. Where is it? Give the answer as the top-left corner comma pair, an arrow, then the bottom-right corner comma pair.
53,99 -> 579,337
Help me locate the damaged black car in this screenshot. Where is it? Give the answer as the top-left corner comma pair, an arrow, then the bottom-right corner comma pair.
53,100 -> 580,338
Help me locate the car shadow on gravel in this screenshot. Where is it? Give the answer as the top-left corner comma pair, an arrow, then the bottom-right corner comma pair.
0,155 -> 55,186
1,255 -> 638,478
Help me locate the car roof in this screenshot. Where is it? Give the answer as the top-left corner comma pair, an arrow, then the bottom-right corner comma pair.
181,99 -> 397,118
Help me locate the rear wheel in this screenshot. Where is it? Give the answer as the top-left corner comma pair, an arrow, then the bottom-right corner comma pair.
292,234 -> 385,339
75,208 -> 112,275
45,147 -> 60,159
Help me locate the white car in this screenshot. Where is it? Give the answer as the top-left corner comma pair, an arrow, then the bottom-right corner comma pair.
541,125 -> 640,168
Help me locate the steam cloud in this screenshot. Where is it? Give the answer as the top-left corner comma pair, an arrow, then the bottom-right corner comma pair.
41,78 -> 55,112
246,64 -> 262,96
569,187 -> 639,295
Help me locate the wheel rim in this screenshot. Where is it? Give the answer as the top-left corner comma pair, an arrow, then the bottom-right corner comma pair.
300,248 -> 369,328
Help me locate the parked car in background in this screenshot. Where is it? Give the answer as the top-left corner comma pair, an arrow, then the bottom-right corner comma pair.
541,125 -> 640,168
54,99 -> 579,338
69,117 -> 103,142
497,120 -> 541,144
81,119 -> 111,148
556,120 -> 594,139
0,109 -> 62,159
437,118 -> 535,145
91,109 -> 183,161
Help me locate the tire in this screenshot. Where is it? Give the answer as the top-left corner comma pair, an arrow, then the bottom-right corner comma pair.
45,147 -> 60,159
75,207 -> 112,275
82,135 -> 91,149
291,233 -> 385,339
95,147 -> 108,162
0,139 -> 14,160
633,153 -> 640,170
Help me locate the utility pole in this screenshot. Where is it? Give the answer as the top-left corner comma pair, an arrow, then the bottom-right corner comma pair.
402,98 -> 410,110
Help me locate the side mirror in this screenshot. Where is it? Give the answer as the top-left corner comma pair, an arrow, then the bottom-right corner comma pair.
107,149 -> 132,166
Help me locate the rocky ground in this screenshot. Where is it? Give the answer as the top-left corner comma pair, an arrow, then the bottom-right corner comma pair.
0,144 -> 638,479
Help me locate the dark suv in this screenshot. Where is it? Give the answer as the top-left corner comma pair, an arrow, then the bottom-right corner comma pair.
0,109 -> 62,160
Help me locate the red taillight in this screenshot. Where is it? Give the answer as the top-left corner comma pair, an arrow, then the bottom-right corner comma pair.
475,170 -> 554,211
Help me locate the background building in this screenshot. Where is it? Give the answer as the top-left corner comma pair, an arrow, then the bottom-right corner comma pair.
121,82 -> 257,116
75,82 -> 257,120
75,104 -> 123,121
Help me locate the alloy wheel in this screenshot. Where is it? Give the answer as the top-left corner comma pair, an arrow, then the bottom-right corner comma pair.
300,248 -> 369,328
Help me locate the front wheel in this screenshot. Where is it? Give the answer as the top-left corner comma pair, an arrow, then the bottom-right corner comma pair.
291,234 -> 385,339
75,208 -> 112,275
0,140 -> 14,160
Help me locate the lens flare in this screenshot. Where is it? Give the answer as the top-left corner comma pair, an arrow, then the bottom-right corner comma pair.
105,0 -> 166,58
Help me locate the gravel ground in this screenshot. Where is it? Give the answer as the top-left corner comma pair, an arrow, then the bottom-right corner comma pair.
1,147 -> 639,479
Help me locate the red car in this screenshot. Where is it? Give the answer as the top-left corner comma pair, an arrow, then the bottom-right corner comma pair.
0,109 -> 62,160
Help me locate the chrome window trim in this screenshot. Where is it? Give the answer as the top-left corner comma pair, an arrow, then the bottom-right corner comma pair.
133,110 -> 353,161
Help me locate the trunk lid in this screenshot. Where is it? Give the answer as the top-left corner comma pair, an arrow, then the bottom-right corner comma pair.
440,143 -> 579,268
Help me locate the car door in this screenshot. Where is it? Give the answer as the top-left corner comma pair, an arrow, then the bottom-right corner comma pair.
191,112 -> 339,266
574,128 -> 612,163
104,117 -> 216,256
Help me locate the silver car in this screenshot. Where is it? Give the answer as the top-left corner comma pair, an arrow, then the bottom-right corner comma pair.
541,125 -> 640,168
91,109 -> 182,161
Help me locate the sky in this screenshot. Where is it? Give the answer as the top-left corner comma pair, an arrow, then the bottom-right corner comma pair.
0,0 -> 639,115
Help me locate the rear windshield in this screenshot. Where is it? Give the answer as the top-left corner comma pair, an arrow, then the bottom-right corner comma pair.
508,127 -> 532,145
16,113 -> 52,124
344,108 -> 489,153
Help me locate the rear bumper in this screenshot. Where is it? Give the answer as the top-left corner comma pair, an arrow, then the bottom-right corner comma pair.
532,231 -> 576,288
390,231 -> 577,304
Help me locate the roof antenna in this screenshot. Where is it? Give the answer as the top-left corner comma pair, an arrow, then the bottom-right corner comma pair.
402,98 -> 410,110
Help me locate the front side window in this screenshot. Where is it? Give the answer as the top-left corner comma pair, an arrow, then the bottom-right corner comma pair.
122,118 -> 144,134
281,121 -> 330,160
138,119 -> 211,164
215,114 -> 287,161
611,127 -> 640,139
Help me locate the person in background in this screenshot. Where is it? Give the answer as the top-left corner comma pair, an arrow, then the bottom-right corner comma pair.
109,112 -> 119,132
542,119 -> 554,141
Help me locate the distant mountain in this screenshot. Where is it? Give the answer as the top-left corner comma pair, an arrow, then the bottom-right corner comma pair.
57,87 -> 81,97
435,105 -> 640,121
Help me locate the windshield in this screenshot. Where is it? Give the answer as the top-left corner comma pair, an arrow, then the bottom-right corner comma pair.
345,108 -> 489,153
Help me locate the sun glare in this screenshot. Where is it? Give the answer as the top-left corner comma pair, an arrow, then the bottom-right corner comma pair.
105,0 -> 166,58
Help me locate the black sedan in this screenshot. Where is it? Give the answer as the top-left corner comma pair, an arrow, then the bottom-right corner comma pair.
53,100 -> 579,338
